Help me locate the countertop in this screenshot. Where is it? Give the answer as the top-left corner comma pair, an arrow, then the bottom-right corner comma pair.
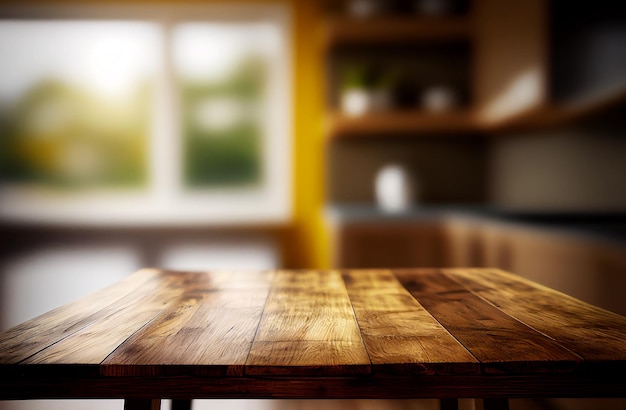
326,203 -> 626,245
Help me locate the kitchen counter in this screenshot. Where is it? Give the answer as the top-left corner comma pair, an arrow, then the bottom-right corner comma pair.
326,204 -> 626,245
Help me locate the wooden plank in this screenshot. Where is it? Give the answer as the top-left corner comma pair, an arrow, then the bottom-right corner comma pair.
101,271 -> 273,377
395,269 -> 582,374
246,340 -> 370,376
22,272 -> 186,365
0,269 -> 164,364
444,268 -> 626,365
342,270 -> 479,375
245,270 -> 371,376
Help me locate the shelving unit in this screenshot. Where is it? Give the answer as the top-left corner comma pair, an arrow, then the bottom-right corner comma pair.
322,1 -> 485,208
325,0 -> 626,139
324,6 -> 475,139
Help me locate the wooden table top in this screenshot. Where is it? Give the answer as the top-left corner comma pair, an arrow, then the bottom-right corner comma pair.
1,268 -> 626,400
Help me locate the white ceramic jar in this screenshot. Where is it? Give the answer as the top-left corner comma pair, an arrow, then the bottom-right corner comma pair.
375,164 -> 416,212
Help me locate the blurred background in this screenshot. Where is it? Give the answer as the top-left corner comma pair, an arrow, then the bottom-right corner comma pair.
0,0 -> 625,409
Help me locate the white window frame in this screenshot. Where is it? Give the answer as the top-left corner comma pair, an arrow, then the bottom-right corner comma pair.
0,3 -> 292,227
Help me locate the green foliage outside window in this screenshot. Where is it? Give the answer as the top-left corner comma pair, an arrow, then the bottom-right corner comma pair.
181,56 -> 265,189
0,80 -> 150,190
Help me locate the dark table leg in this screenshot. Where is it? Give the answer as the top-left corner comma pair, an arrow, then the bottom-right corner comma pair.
440,399 -> 459,410
172,399 -> 192,410
124,399 -> 161,410
475,398 -> 510,410
485,399 -> 509,410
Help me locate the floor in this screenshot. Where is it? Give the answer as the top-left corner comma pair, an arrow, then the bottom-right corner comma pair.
3,398 -> 626,410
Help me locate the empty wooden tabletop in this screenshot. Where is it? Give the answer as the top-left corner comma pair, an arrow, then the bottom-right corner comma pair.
1,268 -> 626,400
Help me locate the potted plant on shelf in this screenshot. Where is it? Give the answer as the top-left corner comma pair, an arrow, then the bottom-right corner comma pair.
340,64 -> 395,117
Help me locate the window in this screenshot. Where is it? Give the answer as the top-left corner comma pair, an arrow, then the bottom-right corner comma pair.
0,4 -> 292,226
0,21 -> 158,189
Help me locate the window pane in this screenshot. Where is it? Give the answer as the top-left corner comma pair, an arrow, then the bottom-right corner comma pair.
173,23 -> 282,189
0,21 -> 160,190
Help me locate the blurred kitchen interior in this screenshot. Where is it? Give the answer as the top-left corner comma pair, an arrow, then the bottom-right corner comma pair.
0,0 -> 625,409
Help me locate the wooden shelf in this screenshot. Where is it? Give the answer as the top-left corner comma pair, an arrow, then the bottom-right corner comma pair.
558,86 -> 626,123
324,17 -> 471,47
328,110 -> 480,137
328,86 -> 626,138
487,87 -> 626,133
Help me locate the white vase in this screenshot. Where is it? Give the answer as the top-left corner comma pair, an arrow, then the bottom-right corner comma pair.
375,164 -> 416,213
341,88 -> 369,116
341,88 -> 391,116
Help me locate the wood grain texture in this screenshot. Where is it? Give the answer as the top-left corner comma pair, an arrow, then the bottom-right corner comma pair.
102,271 -> 273,377
0,268 -> 163,365
444,268 -> 626,367
395,269 -> 582,374
245,270 -> 370,376
1,268 -> 626,401
23,273 -> 186,365
342,270 -> 478,375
